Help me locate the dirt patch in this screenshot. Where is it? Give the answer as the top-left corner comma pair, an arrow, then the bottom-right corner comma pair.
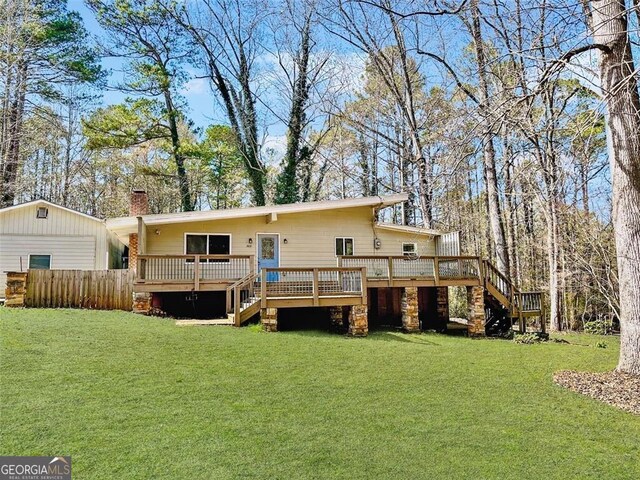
554,370 -> 640,415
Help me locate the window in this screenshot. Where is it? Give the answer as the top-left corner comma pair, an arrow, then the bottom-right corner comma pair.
402,242 -> 417,256
185,234 -> 230,262
29,254 -> 51,269
335,237 -> 354,256
36,207 -> 48,219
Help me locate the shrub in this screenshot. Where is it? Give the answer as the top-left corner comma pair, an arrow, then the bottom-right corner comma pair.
583,317 -> 614,335
514,333 -> 546,344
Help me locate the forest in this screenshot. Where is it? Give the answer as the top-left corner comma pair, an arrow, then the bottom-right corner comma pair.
1,0 -> 639,374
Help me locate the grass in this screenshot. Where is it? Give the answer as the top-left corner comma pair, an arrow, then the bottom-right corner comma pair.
1,309 -> 639,479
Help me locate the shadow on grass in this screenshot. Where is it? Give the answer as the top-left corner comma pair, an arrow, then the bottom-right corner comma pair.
275,328 -> 442,346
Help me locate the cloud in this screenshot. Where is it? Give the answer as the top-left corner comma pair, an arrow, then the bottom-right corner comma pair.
182,77 -> 208,96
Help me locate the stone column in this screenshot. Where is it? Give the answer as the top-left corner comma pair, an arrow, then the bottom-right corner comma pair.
5,272 -> 28,307
133,292 -> 153,314
261,308 -> 278,332
329,306 -> 345,333
348,304 -> 368,337
401,287 -> 420,333
436,287 -> 450,328
467,286 -> 486,336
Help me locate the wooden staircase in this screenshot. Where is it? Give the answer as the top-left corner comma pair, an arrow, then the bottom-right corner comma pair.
482,260 -> 544,334
225,274 -> 261,326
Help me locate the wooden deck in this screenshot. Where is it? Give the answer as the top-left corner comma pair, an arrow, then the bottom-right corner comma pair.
135,254 -> 543,327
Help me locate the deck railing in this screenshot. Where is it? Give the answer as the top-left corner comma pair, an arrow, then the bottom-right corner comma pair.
338,255 -> 481,283
137,255 -> 254,285
260,267 -> 367,306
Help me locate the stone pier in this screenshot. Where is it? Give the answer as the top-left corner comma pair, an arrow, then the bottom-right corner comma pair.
466,285 -> 486,336
401,287 -> 420,333
261,307 -> 278,332
5,272 -> 27,307
133,292 -> 153,314
436,287 -> 450,328
348,305 -> 368,337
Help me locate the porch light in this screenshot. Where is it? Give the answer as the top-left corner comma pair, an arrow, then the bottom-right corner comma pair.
283,238 -> 288,244
248,238 -> 253,244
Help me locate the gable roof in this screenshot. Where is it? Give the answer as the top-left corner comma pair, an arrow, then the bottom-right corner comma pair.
0,199 -> 104,223
106,194 -> 410,234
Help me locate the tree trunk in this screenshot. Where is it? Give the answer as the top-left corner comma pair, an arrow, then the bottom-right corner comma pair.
591,0 -> 640,375
470,0 -> 510,276
163,88 -> 193,212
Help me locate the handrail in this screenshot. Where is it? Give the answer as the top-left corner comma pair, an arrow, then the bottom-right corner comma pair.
138,254 -> 253,259
225,272 -> 256,314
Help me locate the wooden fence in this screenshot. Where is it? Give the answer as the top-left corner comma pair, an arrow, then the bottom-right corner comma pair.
25,269 -> 134,311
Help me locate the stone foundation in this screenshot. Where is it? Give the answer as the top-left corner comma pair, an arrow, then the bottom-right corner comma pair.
133,292 -> 152,314
329,306 -> 346,333
436,287 -> 450,326
467,285 -> 486,336
261,308 -> 278,332
348,304 -> 368,337
5,272 -> 27,307
401,287 -> 420,333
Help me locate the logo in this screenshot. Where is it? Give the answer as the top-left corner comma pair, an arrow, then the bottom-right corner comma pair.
0,456 -> 71,480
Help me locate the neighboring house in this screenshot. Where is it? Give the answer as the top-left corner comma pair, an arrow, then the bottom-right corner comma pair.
0,199 -> 125,295
107,191 -> 543,335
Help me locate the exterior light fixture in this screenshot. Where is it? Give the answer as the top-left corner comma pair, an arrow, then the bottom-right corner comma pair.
283,238 -> 288,244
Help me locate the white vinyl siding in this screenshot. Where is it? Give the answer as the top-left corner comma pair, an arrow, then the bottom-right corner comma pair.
0,201 -> 124,295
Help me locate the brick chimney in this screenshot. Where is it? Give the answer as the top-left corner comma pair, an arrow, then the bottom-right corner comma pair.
129,189 -> 148,271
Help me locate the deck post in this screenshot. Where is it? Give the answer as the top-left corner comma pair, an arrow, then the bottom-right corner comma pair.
434,257 -> 440,286
466,285 -> 485,337
194,255 -> 200,291
387,257 -> 393,287
361,267 -> 367,305
329,306 -> 345,333
312,268 -> 319,306
401,287 -> 420,333
261,269 -> 267,308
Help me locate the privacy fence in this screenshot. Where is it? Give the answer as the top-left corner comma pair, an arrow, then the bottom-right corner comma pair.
24,269 -> 134,311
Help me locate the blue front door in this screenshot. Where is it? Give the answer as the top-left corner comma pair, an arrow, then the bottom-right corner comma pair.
257,234 -> 279,281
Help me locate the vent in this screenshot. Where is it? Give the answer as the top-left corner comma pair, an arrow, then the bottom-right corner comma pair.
36,207 -> 48,219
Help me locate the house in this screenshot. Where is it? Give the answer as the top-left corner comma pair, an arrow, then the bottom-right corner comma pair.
0,199 -> 125,296
107,191 -> 543,335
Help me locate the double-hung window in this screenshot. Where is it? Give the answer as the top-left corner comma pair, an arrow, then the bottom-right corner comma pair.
335,237 -> 354,256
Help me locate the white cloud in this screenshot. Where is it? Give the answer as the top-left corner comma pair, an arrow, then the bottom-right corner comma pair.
182,77 -> 208,96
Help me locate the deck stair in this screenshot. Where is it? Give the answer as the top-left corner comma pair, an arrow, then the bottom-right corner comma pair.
482,260 -> 545,334
225,274 -> 261,326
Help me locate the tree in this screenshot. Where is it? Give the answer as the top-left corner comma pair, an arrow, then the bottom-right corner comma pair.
164,0 -> 268,206
0,0 -> 101,206
588,0 -> 640,375
86,0 -> 193,211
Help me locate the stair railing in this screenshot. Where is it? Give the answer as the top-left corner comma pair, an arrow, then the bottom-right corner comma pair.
226,273 -> 259,320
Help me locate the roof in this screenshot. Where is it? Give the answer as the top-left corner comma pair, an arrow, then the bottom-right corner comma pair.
106,194 -> 409,234
374,222 -> 444,237
0,199 -> 104,223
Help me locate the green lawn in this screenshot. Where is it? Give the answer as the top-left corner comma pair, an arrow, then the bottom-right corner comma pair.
1,309 -> 638,479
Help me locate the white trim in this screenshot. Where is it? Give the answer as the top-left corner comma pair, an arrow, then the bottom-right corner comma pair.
0,199 -> 104,223
334,236 -> 355,257
374,222 -> 443,236
183,232 -> 233,255
256,233 -> 280,269
402,242 -> 418,255
27,253 -> 52,270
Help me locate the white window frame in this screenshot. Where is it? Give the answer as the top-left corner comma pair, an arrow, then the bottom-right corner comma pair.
335,237 -> 355,257
402,242 -> 418,256
27,253 -> 52,269
183,233 -> 232,258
